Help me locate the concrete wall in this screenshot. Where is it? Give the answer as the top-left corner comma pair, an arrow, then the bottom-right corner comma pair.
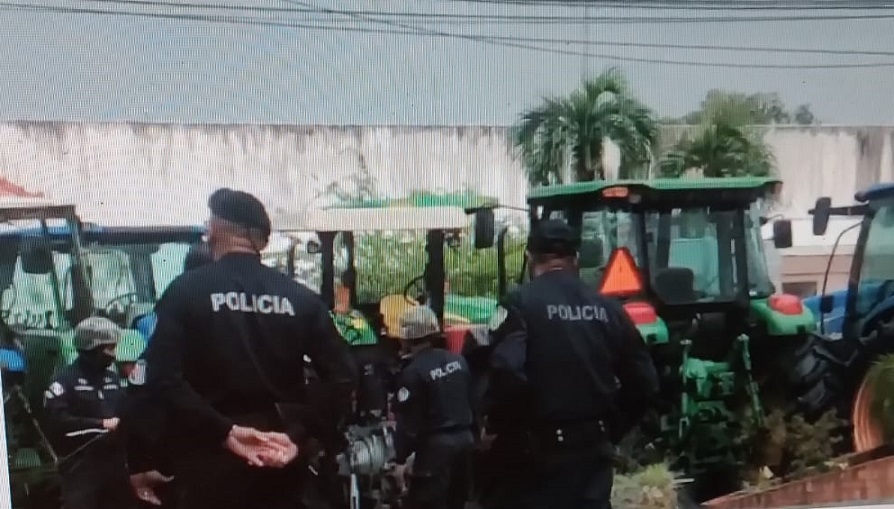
0,122 -> 891,228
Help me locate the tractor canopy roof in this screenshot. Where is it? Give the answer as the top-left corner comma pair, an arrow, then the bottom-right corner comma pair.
338,190 -> 499,212
275,191 -> 499,233
527,177 -> 782,208
855,182 -> 894,203
0,224 -> 205,244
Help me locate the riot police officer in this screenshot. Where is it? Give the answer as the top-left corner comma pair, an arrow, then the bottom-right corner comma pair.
43,316 -> 136,509
123,188 -> 358,509
482,219 -> 659,509
386,306 -> 475,509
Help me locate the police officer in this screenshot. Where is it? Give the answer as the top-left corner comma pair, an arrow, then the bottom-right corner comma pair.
43,317 -> 136,509
122,241 -> 215,508
482,219 -> 659,509
385,306 -> 476,509
123,188 -> 358,509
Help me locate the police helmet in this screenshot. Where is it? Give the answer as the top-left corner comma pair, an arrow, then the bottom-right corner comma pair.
399,306 -> 442,342
73,316 -> 122,352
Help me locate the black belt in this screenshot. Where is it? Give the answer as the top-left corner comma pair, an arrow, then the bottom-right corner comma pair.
429,424 -> 473,436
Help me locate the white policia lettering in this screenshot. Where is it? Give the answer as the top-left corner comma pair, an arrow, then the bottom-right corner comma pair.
210,292 -> 296,315
430,360 -> 462,381
546,304 -> 609,323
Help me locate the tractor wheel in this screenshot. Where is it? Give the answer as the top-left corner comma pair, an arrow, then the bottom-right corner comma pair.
851,351 -> 894,453
764,332 -> 841,418
851,371 -> 884,453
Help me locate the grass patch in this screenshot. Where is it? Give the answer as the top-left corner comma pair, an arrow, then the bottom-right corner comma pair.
612,463 -> 679,509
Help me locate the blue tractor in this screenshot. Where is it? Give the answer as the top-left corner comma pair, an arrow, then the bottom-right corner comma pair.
796,183 -> 894,451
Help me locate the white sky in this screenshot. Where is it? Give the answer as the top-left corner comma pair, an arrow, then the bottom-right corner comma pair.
0,0 -> 892,125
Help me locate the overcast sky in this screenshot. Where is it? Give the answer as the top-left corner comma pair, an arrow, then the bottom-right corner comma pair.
1,0 -> 892,125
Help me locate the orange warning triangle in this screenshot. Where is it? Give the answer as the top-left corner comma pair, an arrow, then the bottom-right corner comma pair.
599,247 -> 643,296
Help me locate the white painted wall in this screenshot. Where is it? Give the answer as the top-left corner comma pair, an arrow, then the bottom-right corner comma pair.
0,122 -> 890,230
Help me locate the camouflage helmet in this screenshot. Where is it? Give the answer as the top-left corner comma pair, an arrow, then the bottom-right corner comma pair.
74,316 -> 122,351
399,306 -> 441,341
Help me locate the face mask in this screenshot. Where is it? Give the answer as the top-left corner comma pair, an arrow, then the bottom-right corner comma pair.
81,348 -> 115,370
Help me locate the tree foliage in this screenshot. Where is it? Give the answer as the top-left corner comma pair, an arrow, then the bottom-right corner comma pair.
514,67 -> 659,185
671,89 -> 818,126
658,120 -> 775,178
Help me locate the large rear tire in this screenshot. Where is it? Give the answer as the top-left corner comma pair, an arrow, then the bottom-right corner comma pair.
762,332 -> 841,418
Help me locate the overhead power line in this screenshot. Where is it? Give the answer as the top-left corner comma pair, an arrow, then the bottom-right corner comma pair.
279,0 -> 894,68
4,0 -> 894,68
446,0 -> 894,7
53,0 -> 894,24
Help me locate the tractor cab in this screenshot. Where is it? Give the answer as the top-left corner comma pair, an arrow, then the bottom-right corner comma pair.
2,223 -> 206,372
516,177 -> 805,349
807,183 -> 894,343
277,194 -> 498,354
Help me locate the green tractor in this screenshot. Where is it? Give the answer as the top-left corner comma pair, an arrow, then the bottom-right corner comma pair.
492,177 -> 834,499
0,199 -> 95,509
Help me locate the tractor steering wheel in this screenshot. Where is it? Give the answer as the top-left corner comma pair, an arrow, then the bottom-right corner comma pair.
103,292 -> 140,319
403,275 -> 427,305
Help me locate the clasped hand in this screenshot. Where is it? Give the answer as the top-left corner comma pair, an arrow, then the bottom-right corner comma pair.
224,425 -> 299,468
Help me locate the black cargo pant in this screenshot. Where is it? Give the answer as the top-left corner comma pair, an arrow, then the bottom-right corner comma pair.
170,446 -> 307,509
169,411 -> 311,509
60,447 -> 136,509
483,422 -> 614,509
406,431 -> 475,509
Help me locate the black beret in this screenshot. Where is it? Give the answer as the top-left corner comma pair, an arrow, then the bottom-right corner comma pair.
526,219 -> 580,256
208,188 -> 272,240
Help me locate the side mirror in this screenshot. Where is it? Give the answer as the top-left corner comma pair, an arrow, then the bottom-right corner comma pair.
306,240 -> 321,254
819,294 -> 834,314
811,197 -> 832,236
772,219 -> 793,249
473,209 -> 495,249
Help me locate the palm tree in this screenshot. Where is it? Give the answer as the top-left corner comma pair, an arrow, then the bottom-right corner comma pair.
658,117 -> 775,178
514,68 -> 659,186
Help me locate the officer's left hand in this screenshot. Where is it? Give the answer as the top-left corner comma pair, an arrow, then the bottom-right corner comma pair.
256,432 -> 299,468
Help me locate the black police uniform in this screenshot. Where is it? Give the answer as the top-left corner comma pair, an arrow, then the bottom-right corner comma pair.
482,220 -> 659,509
124,189 -> 358,509
393,345 -> 476,509
44,353 -> 135,509
119,242 -> 215,509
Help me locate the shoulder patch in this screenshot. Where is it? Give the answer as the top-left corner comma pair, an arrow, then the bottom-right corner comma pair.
488,306 -> 509,332
49,382 -> 64,397
397,387 -> 410,403
128,360 -> 147,386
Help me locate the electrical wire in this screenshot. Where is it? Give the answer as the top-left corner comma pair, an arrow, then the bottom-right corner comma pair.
3,0 -> 893,68
278,0 -> 894,68
37,0 -> 894,24
445,0 -> 894,7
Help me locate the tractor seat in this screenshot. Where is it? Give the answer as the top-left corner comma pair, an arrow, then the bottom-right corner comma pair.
380,294 -> 418,338
653,267 -> 698,305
